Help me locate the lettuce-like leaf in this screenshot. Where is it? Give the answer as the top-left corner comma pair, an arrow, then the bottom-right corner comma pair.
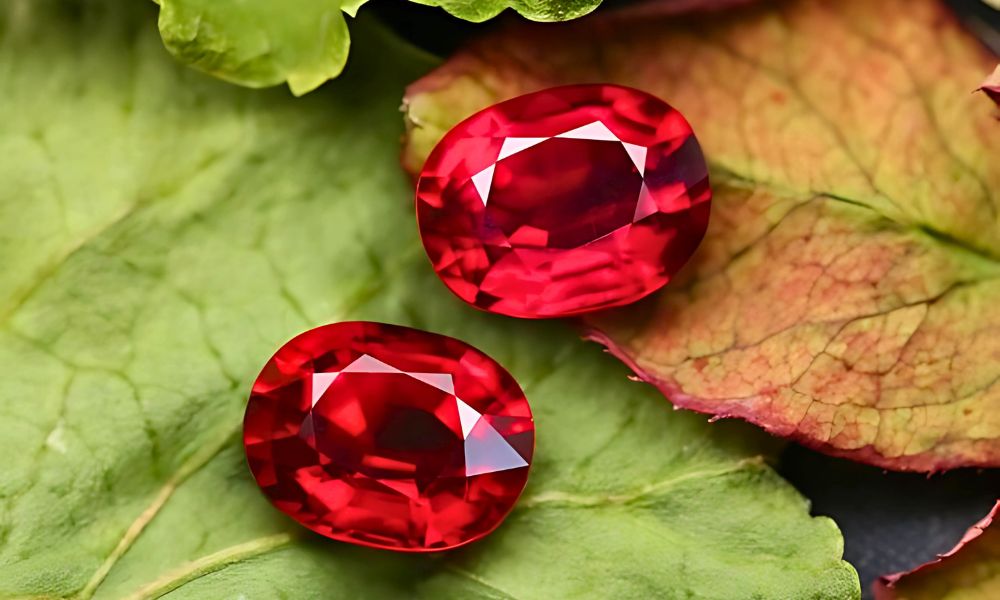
409,0 -> 600,22
155,0 -> 370,96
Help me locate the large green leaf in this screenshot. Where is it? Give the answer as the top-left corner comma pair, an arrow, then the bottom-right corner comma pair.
0,1 -> 857,598
402,0 -> 1000,472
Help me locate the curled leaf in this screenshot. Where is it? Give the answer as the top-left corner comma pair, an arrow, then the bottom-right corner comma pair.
874,501 -> 1000,599
402,0 -> 1000,471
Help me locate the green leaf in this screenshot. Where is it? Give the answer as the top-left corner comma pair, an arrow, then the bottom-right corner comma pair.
149,0 -> 603,95
153,0 -> 366,96
409,0 -> 601,23
0,1 -> 858,598
401,0 -> 1000,472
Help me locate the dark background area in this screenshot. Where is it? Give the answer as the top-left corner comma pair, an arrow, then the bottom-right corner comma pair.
779,445 -> 1000,596
370,0 -> 1000,596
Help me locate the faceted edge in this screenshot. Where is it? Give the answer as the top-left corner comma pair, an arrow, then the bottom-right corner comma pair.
242,321 -> 536,553
413,83 -> 713,320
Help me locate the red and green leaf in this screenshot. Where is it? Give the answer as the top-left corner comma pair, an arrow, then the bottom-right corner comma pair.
402,0 -> 1000,471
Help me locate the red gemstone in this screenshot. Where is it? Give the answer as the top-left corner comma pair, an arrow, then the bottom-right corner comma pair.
416,84 -> 711,318
243,322 -> 534,552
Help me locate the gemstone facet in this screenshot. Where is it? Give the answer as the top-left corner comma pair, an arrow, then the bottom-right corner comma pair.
416,84 -> 712,318
243,322 -> 534,552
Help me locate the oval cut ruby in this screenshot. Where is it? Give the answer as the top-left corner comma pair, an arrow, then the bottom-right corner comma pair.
416,84 -> 711,318
243,322 -> 534,551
